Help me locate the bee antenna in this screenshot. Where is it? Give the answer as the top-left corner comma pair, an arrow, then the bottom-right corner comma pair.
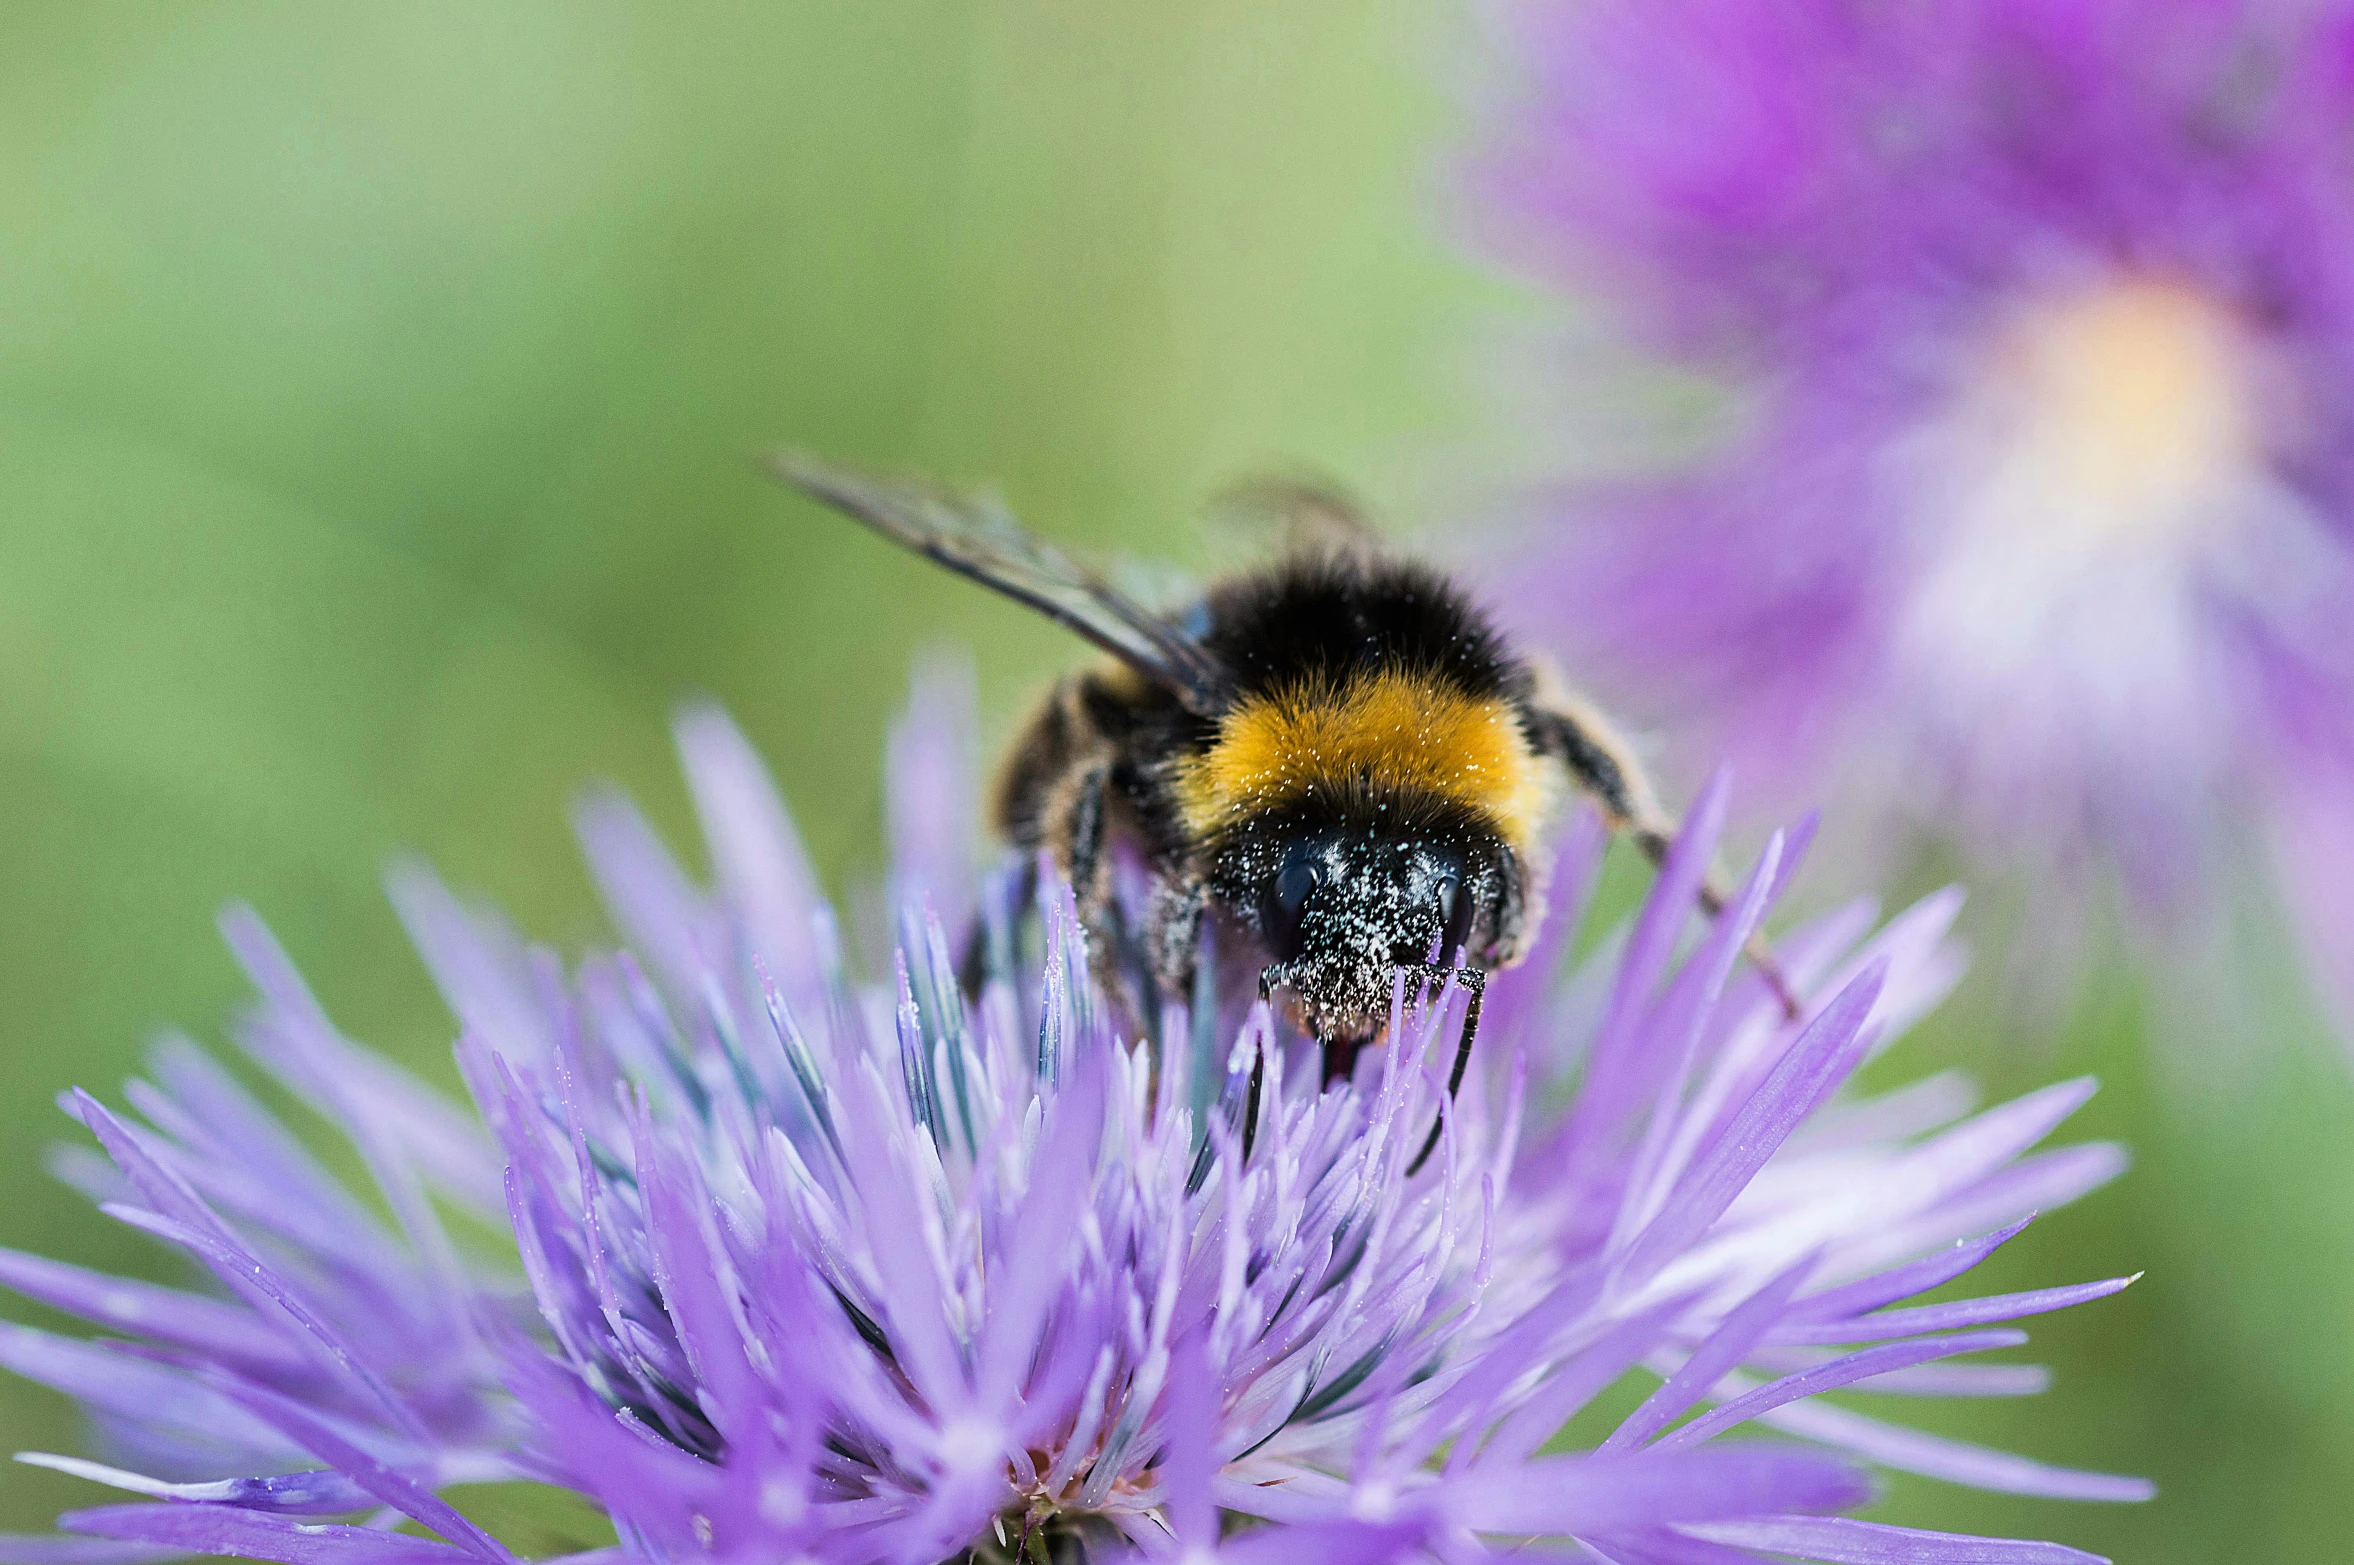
1241,1044 -> 1266,1164
1403,966 -> 1486,1178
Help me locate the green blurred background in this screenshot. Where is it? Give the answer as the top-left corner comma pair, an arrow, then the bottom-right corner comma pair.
0,5 -> 2347,1560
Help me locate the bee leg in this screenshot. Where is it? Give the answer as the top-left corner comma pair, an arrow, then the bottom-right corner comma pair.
1046,758 -> 1155,1033
960,727 -> 1112,1002
1403,966 -> 1486,1177
1628,825 -> 1804,1021
958,852 -> 1039,999
1531,703 -> 1803,1022
1055,759 -> 1115,939
1125,876 -> 1215,1114
1145,876 -> 1208,1001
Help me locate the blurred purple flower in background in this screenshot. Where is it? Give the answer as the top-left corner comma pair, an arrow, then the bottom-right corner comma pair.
0,690 -> 2145,1564
1468,0 -> 2354,988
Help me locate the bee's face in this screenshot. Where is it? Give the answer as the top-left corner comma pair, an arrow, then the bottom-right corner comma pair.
1217,822 -> 1512,1043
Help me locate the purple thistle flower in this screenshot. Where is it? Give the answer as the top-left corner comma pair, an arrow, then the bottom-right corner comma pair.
0,683 -> 2145,1564
1466,0 -> 2354,950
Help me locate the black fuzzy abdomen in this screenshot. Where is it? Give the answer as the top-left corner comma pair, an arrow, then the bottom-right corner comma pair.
1196,551 -> 1531,705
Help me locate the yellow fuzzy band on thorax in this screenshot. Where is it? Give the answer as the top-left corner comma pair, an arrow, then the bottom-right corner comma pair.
1175,669 -> 1554,851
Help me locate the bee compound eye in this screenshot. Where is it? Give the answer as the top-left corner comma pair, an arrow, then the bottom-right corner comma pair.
1436,872 -> 1474,957
1262,848 -> 1324,957
1277,855 -> 1323,914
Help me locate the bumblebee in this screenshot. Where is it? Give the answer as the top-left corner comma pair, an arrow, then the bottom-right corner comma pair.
774,456 -> 1795,1161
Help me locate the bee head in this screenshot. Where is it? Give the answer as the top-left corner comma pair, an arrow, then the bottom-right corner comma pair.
1218,805 -> 1518,1046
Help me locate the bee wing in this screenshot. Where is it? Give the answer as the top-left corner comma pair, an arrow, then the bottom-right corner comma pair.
1207,473 -> 1386,557
769,452 -> 1229,714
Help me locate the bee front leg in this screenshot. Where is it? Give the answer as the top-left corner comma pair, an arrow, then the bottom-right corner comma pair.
1525,694 -> 1663,843
1144,874 -> 1208,1007
959,852 -> 1038,999
1529,700 -> 1803,1020
1041,758 -> 1116,942
1048,757 -> 1173,1038
965,757 -> 1119,1001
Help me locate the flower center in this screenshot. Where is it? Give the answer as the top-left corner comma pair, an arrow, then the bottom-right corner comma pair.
1970,278 -> 2254,548
1886,275 -> 2273,806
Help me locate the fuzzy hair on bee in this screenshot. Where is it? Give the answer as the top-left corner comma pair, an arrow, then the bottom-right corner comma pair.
770,454 -> 1799,1168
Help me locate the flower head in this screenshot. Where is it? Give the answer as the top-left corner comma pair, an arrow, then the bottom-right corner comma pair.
1468,0 -> 2354,940
0,685 -> 2144,1564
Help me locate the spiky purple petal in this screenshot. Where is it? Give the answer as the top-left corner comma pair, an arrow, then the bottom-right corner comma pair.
0,685 -> 2140,1563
